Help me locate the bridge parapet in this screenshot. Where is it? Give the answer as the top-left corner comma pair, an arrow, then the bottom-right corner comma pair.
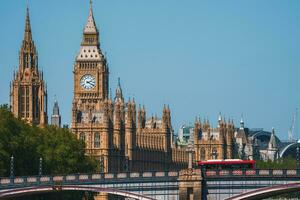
203,169 -> 300,179
0,171 -> 179,190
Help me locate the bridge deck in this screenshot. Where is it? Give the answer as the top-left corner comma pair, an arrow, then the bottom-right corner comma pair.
1,169 -> 300,200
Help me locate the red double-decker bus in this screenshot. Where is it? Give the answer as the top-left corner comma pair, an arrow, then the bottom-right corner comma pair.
196,159 -> 256,170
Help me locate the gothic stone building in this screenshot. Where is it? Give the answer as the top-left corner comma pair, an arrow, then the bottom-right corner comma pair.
193,115 -> 235,161
10,7 -> 48,126
235,118 -> 279,161
71,3 -> 188,173
193,114 -> 281,162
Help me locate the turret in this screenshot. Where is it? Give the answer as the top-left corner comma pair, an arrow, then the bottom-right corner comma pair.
194,117 -> 202,142
19,6 -> 38,75
162,105 -> 169,130
10,5 -> 48,126
131,98 -> 136,124
218,112 -> 222,128
137,105 -> 146,130
51,98 -> 61,127
162,105 -> 172,151
218,114 -> 225,142
268,128 -> 278,149
125,99 -> 136,168
267,128 -> 279,161
113,78 -> 125,150
226,119 -> 234,159
240,115 -> 245,130
126,99 -> 135,127
166,105 -> 171,129
113,102 -> 123,150
114,78 -> 124,103
103,99 -> 112,128
204,119 -> 211,139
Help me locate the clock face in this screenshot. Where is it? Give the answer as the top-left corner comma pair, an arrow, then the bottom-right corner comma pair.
80,74 -> 96,90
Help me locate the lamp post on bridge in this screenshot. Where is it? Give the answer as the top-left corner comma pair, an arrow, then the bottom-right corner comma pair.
124,156 -> 129,172
297,146 -> 300,169
100,155 -> 104,173
179,142 -> 203,200
187,142 -> 194,169
39,157 -> 43,176
10,155 -> 14,178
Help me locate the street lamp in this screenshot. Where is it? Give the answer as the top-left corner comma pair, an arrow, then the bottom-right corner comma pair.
297,146 -> 300,169
100,155 -> 104,173
10,155 -> 14,178
186,142 -> 194,169
39,157 -> 43,176
124,156 -> 129,172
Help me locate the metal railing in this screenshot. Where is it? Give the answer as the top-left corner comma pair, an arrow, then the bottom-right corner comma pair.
0,171 -> 179,189
203,169 -> 300,178
2,169 -> 300,189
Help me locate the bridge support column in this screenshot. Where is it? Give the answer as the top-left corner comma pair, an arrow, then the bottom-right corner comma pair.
94,193 -> 124,200
94,192 -> 109,200
178,169 -> 203,200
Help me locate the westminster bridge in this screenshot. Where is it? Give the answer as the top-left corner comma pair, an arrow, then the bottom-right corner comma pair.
1,169 -> 300,200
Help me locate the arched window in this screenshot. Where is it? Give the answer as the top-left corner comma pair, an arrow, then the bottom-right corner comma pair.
76,111 -> 82,123
200,148 -> 206,161
212,148 -> 218,159
94,132 -> 100,148
198,129 -> 203,140
80,132 -> 86,142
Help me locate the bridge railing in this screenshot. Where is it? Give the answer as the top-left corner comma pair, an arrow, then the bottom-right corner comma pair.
203,169 -> 300,178
0,171 -> 179,189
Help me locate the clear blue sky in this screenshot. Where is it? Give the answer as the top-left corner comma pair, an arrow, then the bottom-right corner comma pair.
1,0 -> 300,139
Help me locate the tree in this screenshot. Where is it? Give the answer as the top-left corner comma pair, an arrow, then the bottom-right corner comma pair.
0,105 -> 97,200
256,156 -> 297,169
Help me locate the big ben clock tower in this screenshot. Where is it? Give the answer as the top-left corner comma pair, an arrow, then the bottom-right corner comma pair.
73,1 -> 108,102
71,0 -> 111,171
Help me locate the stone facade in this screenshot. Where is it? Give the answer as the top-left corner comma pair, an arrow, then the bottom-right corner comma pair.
235,118 -> 280,161
193,115 -> 235,161
178,169 -> 202,200
193,114 -> 280,162
71,2 -> 188,173
10,7 -> 48,126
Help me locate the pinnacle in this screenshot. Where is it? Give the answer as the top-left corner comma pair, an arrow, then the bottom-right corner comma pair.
24,6 -> 32,42
84,1 -> 98,34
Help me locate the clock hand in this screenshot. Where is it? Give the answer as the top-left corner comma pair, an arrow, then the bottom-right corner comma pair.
86,81 -> 95,86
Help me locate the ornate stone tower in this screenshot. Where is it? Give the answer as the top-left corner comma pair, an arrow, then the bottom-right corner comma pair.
71,1 -> 111,171
267,128 -> 279,161
51,99 -> 61,127
71,1 -> 189,179
10,6 -> 48,126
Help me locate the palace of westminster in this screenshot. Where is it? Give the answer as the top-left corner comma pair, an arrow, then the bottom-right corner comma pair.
8,1 -> 281,181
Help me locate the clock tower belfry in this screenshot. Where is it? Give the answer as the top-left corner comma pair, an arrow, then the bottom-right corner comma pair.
73,1 -> 108,102
71,1 -> 111,171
